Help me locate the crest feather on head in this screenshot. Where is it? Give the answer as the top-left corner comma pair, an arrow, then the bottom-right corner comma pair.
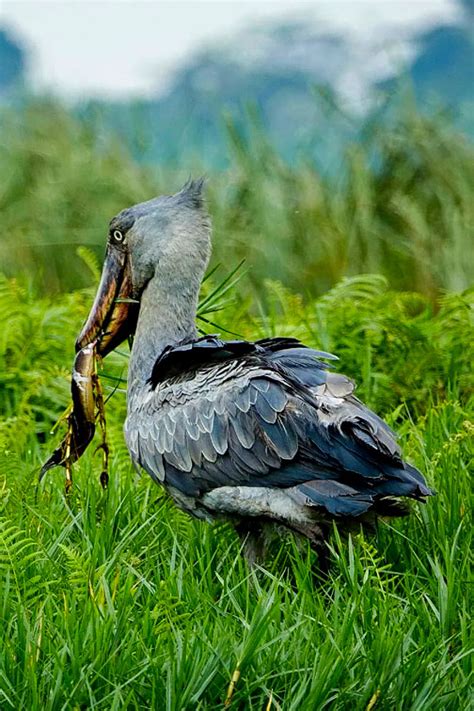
177,177 -> 207,209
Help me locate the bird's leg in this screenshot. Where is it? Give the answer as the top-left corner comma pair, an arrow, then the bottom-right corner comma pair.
282,518 -> 331,581
203,486 -> 330,572
314,533 -> 331,577
234,519 -> 267,566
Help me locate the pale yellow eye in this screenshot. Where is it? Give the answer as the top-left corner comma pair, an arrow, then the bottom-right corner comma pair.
113,229 -> 124,243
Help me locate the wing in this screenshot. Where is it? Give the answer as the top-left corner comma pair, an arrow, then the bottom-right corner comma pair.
126,338 -> 432,517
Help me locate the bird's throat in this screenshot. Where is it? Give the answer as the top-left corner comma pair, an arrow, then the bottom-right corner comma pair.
127,272 -> 199,406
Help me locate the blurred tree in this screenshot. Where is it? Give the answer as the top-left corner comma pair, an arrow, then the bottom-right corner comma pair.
0,27 -> 26,94
459,0 -> 473,15
82,14 -> 473,170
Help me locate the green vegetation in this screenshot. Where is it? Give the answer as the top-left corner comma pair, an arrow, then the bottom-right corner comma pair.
1,100 -> 473,297
0,101 -> 473,708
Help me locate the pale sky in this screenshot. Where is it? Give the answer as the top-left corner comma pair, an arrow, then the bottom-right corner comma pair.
0,0 -> 461,98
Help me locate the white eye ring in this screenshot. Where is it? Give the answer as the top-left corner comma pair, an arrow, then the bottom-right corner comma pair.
113,229 -> 124,243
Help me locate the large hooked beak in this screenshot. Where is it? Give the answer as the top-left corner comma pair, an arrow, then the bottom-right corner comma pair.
76,246 -> 139,357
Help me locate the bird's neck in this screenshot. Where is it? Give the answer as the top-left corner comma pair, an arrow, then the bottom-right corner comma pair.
127,271 -> 199,406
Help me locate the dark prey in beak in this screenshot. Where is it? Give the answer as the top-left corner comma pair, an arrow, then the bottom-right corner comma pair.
41,242 -> 139,484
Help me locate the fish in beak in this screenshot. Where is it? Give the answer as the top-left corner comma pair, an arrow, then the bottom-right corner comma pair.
41,244 -> 139,486
40,341 -> 98,480
76,245 -> 139,357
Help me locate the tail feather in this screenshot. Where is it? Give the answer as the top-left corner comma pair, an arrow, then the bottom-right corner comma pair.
289,459 -> 434,519
290,480 -> 373,516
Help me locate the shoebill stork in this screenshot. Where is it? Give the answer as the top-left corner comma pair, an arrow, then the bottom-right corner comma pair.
75,179 -> 432,564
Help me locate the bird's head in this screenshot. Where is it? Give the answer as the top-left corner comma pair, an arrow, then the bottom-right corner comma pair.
76,178 -> 210,356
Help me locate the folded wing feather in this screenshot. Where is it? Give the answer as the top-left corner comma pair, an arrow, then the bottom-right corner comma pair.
124,335 -> 432,515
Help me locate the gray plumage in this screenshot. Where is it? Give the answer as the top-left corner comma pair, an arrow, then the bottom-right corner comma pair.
102,179 -> 433,561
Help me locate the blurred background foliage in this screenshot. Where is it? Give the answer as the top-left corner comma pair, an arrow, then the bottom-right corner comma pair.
0,97 -> 473,298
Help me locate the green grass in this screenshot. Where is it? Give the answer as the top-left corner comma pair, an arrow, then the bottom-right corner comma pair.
0,270 -> 472,709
